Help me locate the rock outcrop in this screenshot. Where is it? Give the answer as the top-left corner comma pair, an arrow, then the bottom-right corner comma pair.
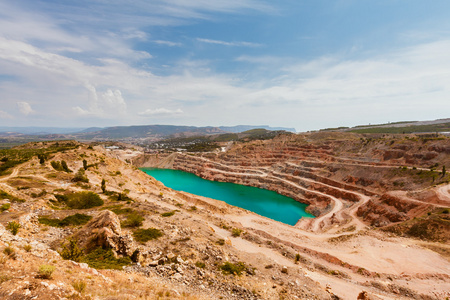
74,210 -> 137,257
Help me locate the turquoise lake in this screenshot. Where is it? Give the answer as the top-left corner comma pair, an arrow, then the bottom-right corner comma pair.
141,168 -> 314,226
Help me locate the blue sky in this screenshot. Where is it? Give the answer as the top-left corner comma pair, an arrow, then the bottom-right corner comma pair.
1,0 -> 450,132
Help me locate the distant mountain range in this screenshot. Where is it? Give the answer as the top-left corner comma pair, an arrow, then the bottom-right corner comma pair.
0,124 -> 296,141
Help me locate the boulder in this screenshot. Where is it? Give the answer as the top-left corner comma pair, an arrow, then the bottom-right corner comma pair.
74,210 -> 136,257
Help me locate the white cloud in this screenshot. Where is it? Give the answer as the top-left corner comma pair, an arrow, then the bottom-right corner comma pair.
154,40 -> 182,47
196,38 -> 262,47
0,110 -> 13,119
101,89 -> 127,112
138,108 -> 183,116
16,101 -> 33,115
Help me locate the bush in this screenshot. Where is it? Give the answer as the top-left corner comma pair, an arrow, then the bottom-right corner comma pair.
195,261 -> 206,268
6,221 -> 20,235
23,244 -> 32,252
82,247 -> 131,270
231,228 -> 243,237
72,280 -> 87,294
3,245 -> 16,259
38,265 -> 55,279
39,213 -> 92,227
121,212 -> 144,228
161,211 -> 175,217
51,161 -> 63,171
101,179 -> 106,193
219,261 -> 247,276
0,203 -> 10,212
51,160 -> 72,173
133,228 -> 163,243
72,168 -> 89,183
61,160 -> 71,173
57,191 -> 103,209
59,239 -> 84,262
0,190 -> 25,203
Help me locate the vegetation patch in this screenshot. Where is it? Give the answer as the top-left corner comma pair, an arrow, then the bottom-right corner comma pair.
161,210 -> 175,217
219,261 -> 249,276
382,208 -> 450,243
231,228 -> 243,237
0,142 -> 78,175
0,190 -> 25,203
133,228 -> 163,243
72,168 -> 89,183
59,239 -> 84,262
54,191 -> 103,209
6,221 -> 21,235
37,265 -> 55,279
0,203 -> 10,212
51,160 -> 72,173
82,247 -> 131,270
107,191 -> 133,202
39,213 -> 92,227
121,212 -> 144,228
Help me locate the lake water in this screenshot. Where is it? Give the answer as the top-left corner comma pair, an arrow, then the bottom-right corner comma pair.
141,168 -> 314,226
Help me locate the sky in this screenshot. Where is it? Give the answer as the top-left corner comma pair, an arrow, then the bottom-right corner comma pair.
1,0 -> 450,132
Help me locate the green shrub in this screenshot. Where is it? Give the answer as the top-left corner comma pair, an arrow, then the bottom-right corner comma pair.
59,239 -> 84,262
72,168 -> 89,183
231,228 -> 243,237
0,190 -> 25,203
38,264 -> 55,279
82,247 -> 131,270
3,245 -> 16,259
161,211 -> 175,217
51,161 -> 63,171
0,203 -> 10,212
219,261 -> 247,276
61,160 -> 71,173
101,179 -> 106,193
121,212 -> 144,228
56,191 -> 103,209
72,280 -> 87,294
23,244 -> 32,252
195,261 -> 206,268
133,228 -> 163,243
216,239 -> 225,246
6,221 -> 20,235
39,213 -> 92,227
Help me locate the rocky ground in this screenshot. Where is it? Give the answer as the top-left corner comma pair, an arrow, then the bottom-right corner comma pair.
1,135 -> 449,299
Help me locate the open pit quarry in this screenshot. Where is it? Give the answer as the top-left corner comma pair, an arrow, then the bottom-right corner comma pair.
0,134 -> 449,299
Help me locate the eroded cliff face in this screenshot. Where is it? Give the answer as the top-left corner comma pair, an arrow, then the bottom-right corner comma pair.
135,133 -> 450,232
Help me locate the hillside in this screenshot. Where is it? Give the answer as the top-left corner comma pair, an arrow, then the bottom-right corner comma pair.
320,118 -> 450,134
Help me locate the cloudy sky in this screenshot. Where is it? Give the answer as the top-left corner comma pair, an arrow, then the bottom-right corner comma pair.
1,0 -> 449,132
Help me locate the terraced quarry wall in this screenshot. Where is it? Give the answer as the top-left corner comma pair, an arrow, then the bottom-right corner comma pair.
136,133 -> 450,232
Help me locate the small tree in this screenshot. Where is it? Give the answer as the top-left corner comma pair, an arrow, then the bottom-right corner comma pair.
61,160 -> 71,173
38,154 -> 46,165
101,179 -> 106,193
83,159 -> 88,170
59,238 -> 83,262
442,165 -> 447,178
7,221 -> 21,235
